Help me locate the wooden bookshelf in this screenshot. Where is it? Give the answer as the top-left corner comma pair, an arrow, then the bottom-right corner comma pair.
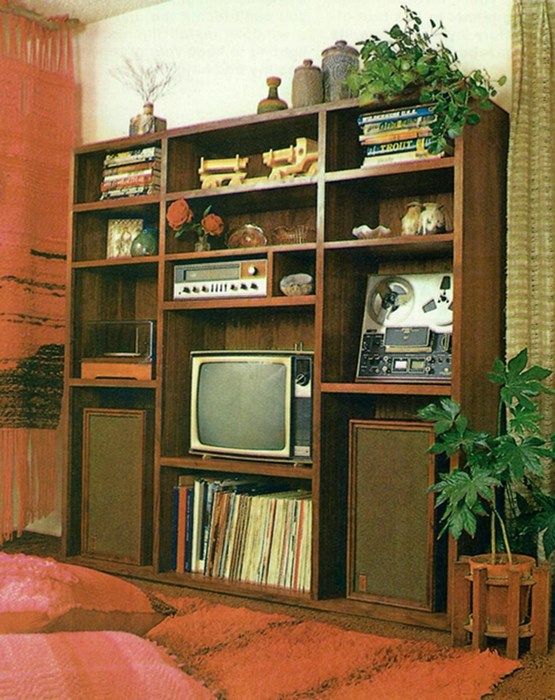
62,98 -> 508,629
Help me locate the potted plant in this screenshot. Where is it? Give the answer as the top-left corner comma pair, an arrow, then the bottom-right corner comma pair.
346,5 -> 507,153
418,349 -> 554,638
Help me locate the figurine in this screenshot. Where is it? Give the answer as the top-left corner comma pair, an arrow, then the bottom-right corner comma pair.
419,202 -> 446,235
401,201 -> 423,236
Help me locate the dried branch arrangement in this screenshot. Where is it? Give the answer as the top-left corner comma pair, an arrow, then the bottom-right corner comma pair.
112,57 -> 177,104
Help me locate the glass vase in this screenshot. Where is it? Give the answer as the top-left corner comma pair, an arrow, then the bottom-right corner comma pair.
130,227 -> 158,256
194,232 -> 211,252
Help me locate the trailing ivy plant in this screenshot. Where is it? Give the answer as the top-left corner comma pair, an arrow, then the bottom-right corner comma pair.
346,5 -> 506,153
418,349 -> 555,564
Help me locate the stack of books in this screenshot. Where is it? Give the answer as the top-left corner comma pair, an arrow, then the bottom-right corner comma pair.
100,145 -> 161,199
171,476 -> 312,593
357,105 -> 452,168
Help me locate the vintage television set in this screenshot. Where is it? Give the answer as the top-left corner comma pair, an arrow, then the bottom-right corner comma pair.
189,350 -> 313,462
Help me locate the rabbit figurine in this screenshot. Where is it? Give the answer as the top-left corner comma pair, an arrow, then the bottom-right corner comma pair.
419,202 -> 446,235
401,201 -> 422,236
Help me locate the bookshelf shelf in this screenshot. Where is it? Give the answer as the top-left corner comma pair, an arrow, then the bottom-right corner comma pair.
160,456 -> 314,480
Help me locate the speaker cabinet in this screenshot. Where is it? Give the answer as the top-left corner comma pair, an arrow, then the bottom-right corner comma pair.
81,408 -> 152,565
348,419 -> 442,611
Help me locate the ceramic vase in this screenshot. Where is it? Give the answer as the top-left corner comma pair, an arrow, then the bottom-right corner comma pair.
129,102 -> 167,136
257,76 -> 288,114
130,227 -> 158,256
419,202 -> 446,235
321,40 -> 359,102
292,59 -> 323,108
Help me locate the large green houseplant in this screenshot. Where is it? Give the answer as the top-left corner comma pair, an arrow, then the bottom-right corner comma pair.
418,348 -> 555,564
346,5 -> 506,154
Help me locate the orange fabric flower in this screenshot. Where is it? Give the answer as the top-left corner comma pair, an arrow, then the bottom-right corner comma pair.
166,198 -> 193,230
201,212 -> 224,237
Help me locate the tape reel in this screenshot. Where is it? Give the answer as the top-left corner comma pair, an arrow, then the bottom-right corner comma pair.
365,273 -> 453,333
368,276 -> 415,325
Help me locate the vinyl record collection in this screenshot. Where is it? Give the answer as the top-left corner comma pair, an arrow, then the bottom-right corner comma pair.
357,104 -> 452,167
100,145 -> 161,199
172,476 -> 312,592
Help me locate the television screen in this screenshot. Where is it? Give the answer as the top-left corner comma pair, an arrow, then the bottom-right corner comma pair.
196,360 -> 289,452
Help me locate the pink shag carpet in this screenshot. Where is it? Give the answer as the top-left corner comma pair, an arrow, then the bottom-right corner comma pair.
147,594 -> 521,699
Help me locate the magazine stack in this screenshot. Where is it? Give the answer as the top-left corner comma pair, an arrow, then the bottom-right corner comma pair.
357,104 -> 452,168
100,145 -> 161,199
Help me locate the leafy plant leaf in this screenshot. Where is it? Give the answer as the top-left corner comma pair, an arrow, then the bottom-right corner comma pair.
420,347 -> 553,556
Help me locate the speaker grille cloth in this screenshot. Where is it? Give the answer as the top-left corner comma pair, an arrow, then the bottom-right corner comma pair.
353,425 -> 430,604
85,412 -> 144,563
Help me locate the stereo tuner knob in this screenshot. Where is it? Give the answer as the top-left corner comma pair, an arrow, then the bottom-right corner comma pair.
247,265 -> 258,276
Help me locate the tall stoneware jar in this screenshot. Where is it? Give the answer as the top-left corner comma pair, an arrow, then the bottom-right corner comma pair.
292,59 -> 323,108
321,40 -> 359,102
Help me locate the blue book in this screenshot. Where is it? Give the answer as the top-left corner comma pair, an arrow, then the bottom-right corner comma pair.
184,486 -> 194,572
357,104 -> 434,126
170,485 -> 180,571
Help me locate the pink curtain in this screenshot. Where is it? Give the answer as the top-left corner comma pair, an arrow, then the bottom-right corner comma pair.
0,2 -> 75,541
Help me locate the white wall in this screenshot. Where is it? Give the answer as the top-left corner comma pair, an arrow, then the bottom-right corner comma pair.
76,0 -> 512,143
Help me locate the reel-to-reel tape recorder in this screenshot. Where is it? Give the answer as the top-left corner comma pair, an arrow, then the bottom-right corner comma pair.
356,272 -> 453,382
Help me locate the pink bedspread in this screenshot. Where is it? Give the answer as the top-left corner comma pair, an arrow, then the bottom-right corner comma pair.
0,630 -> 213,699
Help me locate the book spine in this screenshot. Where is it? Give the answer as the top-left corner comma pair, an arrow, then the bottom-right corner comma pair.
361,151 -> 444,167
102,167 -> 161,181
102,161 -> 162,176
359,125 -> 433,145
170,486 -> 179,571
100,184 -> 159,199
200,481 -> 215,573
365,136 -> 433,157
357,104 -> 434,125
104,147 -> 161,167
175,486 -> 187,574
234,498 -> 251,581
184,486 -> 194,572
205,489 -> 223,577
359,114 -> 436,135
191,480 -> 204,573
100,173 -> 161,191
291,498 -> 304,591
260,498 -> 277,585
301,500 -> 312,592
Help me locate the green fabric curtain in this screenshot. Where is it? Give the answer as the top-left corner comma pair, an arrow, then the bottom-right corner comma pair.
508,0 -> 554,456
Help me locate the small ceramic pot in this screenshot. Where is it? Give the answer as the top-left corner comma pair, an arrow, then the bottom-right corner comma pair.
292,59 -> 323,108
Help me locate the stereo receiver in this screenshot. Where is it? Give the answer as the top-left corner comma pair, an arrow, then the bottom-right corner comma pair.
173,259 -> 267,300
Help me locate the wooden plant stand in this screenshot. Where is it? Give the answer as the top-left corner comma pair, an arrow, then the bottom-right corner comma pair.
452,556 -> 551,659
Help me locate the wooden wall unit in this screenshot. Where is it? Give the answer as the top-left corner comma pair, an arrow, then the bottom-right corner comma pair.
62,100 -> 508,629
